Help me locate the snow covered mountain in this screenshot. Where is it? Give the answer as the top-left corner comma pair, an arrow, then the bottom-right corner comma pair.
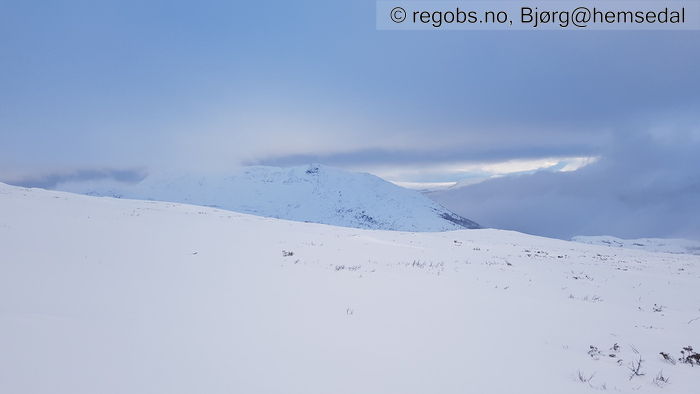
57,164 -> 481,232
572,235 -> 700,256
2,182 -> 699,393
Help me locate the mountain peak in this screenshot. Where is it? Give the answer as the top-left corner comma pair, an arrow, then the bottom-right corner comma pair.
58,164 -> 481,232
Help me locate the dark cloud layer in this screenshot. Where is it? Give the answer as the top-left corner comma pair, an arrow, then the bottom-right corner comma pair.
251,144 -> 600,169
5,169 -> 147,190
431,124 -> 700,241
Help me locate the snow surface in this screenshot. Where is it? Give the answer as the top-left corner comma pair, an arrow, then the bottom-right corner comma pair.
2,183 -> 700,393
56,164 -> 480,232
572,235 -> 700,256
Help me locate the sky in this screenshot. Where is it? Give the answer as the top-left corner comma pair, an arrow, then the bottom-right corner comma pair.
1,1 -> 699,240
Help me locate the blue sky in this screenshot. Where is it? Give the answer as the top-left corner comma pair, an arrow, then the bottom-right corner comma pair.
1,1 -> 699,239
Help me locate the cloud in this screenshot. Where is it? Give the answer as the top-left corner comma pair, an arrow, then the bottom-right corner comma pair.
430,119 -> 700,241
5,3 -> 698,177
2,168 -> 147,190
1,1 -> 699,242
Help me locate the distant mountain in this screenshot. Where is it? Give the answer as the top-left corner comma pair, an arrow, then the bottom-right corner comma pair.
57,164 -> 481,232
572,235 -> 700,256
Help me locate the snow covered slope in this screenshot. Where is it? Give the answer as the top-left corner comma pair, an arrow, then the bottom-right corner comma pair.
572,235 -> 700,256
2,183 -> 699,394
57,164 -> 480,232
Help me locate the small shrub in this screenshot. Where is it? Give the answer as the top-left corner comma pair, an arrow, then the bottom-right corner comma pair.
660,351 -> 676,365
629,344 -> 640,354
652,370 -> 670,387
628,355 -> 645,380
576,370 -> 596,383
571,271 -> 593,281
679,346 -> 700,366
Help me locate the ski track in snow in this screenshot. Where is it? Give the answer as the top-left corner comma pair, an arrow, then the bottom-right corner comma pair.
1,183 -> 699,393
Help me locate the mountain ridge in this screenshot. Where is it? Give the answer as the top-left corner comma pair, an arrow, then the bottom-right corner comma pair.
572,235 -> 700,255
56,164 -> 481,232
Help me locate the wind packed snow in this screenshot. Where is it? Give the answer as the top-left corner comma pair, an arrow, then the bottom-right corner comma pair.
1,183 -> 699,393
57,164 -> 480,232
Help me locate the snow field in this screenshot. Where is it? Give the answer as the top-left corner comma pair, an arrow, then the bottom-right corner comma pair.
1,184 -> 699,393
